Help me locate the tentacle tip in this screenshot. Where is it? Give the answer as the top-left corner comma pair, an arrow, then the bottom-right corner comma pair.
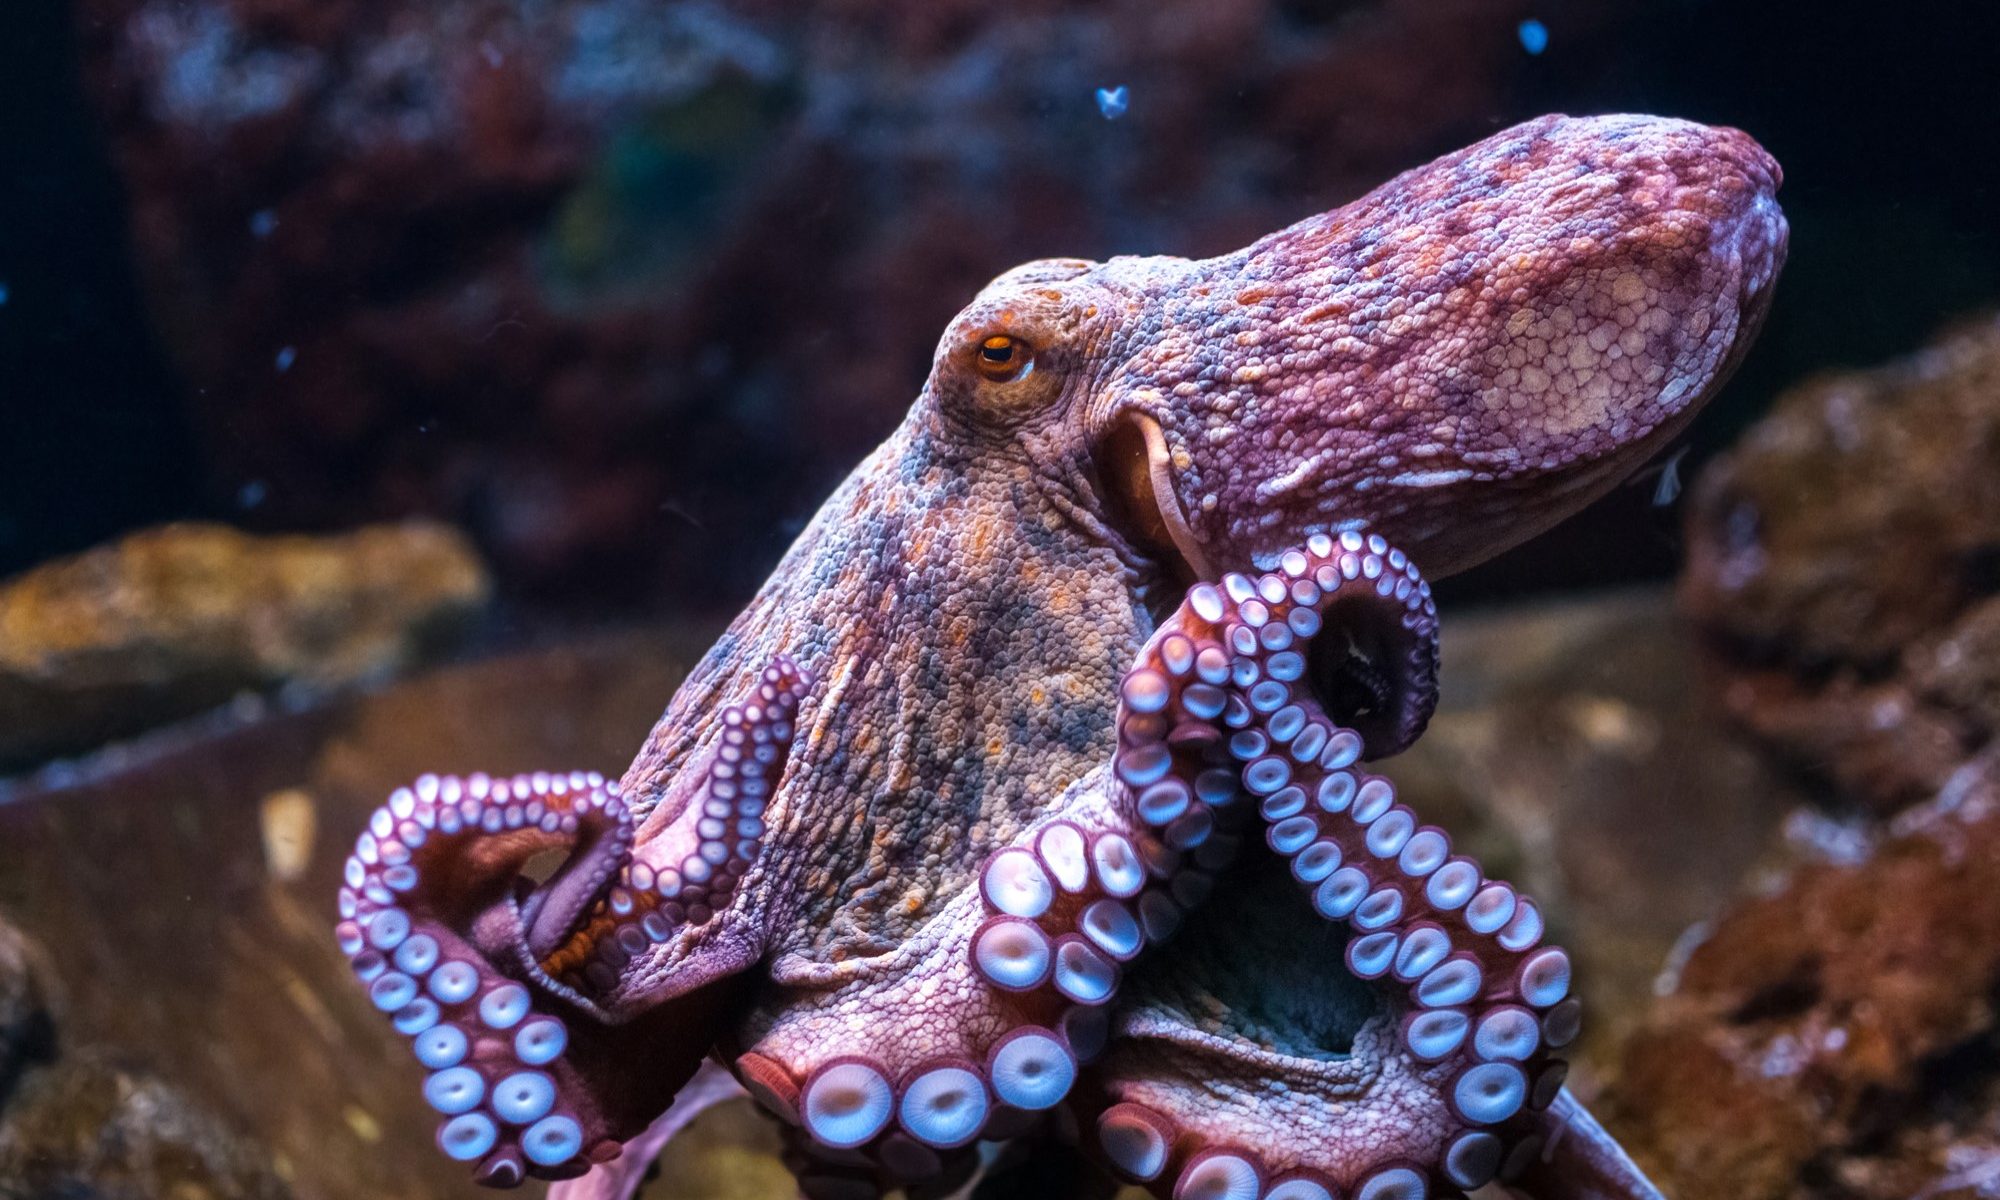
738,1051 -> 803,1125
475,1148 -> 526,1188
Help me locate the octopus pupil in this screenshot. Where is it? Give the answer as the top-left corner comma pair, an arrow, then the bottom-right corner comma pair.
982,343 -> 1013,363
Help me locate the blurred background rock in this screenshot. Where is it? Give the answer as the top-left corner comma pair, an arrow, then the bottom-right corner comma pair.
8,0 -> 1998,614
0,520 -> 487,769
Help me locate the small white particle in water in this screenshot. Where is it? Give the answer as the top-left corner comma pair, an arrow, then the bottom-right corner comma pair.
275,346 -> 297,372
250,210 -> 277,238
482,41 -> 504,68
238,480 -> 268,509
1095,85 -> 1129,120
0,282 -> 10,305
343,1105 -> 382,1143
1518,18 -> 1549,54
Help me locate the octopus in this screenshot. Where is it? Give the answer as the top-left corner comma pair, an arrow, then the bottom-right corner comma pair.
333,114 -> 1786,1199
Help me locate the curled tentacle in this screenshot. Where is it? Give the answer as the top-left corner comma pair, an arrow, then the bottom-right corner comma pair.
1115,531 -> 1438,795
337,771 -> 637,1184
543,661 -> 807,994
545,1060 -> 749,1200
335,657 -> 809,1186
719,631 -> 1264,1166
1084,532 -> 1615,1198
724,768 -> 1220,1168
723,529 -> 1436,1169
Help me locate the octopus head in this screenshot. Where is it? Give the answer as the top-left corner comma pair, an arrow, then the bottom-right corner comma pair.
921,114 -> 1786,591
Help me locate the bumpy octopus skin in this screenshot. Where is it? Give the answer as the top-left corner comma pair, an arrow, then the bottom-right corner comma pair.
332,114 -> 1785,1197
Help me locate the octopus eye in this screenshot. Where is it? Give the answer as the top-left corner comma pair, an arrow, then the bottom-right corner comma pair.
975,334 -> 1034,383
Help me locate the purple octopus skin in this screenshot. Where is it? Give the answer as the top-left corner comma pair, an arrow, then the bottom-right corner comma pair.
333,113 -> 1785,1198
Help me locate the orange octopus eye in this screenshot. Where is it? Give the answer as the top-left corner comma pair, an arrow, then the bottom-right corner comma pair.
974,334 -> 1034,383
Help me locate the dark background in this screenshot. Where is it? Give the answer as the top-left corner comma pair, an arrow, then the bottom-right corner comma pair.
4,0 -> 1997,614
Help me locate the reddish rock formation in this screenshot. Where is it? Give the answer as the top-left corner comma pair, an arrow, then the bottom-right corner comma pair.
1683,314 -> 2000,812
1621,316 -> 2000,1197
1613,761 -> 2000,1200
70,0 -> 1608,603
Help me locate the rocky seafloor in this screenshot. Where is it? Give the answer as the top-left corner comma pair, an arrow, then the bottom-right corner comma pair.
4,317 -> 2000,1199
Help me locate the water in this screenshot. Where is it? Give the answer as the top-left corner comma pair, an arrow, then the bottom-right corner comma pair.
1,3 -> 1997,1198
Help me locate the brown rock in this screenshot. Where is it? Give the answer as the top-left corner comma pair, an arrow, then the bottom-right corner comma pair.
0,521 -> 490,768
1813,1061 -> 2000,1200
1597,318 -> 2000,1198
1611,761 -> 2000,1200
1391,590 -> 1803,1062
1908,596 -> 2000,735
0,1053 -> 291,1200
1682,314 -> 2000,811
0,919 -> 283,1200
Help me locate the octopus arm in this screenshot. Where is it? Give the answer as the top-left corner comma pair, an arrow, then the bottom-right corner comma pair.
333,658 -> 809,1185
546,1061 -> 749,1200
1501,1089 -> 1666,1200
1066,533 -> 1657,1200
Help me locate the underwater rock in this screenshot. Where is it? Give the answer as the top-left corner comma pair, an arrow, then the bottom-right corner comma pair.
0,916 -> 282,1199
1608,319 -> 2000,1196
1611,757 -> 2000,1200
0,628 -> 708,1199
71,0 -> 1622,602
1682,314 -> 2000,812
0,1052 -> 292,1200
0,521 -> 489,770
